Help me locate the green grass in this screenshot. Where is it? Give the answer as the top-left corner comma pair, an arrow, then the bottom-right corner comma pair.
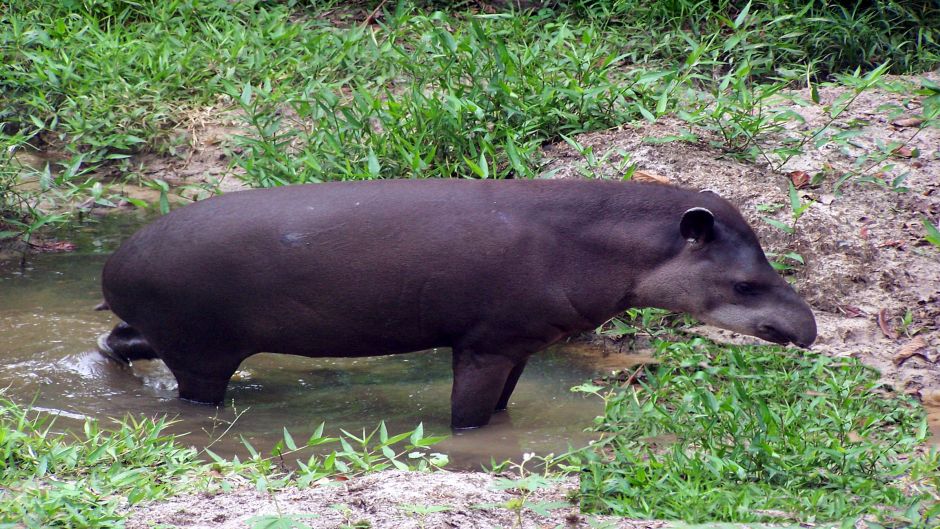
573,338 -> 940,526
0,392 -> 447,529
2,0 -> 939,240
2,2 -> 940,523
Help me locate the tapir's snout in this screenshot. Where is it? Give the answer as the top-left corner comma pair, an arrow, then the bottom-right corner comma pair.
702,289 -> 817,350
756,300 -> 817,349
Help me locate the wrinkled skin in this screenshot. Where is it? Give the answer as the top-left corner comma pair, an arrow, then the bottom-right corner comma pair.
100,179 -> 816,429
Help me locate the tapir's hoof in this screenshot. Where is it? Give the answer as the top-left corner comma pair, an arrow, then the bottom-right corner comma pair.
97,332 -> 130,365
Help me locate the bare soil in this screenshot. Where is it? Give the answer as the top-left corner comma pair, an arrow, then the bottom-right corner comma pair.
124,471 -> 668,529
108,73 -> 939,527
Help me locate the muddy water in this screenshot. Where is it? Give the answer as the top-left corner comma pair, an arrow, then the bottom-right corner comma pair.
0,216 -> 650,468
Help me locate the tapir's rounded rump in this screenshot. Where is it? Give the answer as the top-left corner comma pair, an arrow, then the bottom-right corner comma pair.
100,179 -> 816,428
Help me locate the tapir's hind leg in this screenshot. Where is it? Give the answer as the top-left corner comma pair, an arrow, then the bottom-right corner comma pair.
97,322 -> 160,364
495,359 -> 528,412
161,352 -> 244,405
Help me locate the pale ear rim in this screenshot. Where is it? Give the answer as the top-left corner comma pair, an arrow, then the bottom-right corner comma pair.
680,207 -> 715,243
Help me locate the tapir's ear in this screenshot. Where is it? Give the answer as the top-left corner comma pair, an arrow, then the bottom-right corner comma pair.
680,207 -> 715,243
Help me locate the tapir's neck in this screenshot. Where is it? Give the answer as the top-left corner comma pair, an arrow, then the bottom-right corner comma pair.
521,182 -> 700,323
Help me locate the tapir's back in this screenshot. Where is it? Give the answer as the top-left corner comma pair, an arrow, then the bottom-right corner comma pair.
102,179 -> 667,356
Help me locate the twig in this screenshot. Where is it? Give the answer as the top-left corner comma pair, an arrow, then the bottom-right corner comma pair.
620,364 -> 645,388
362,0 -> 390,27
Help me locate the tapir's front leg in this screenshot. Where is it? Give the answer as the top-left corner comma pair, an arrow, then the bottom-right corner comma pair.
450,349 -> 520,429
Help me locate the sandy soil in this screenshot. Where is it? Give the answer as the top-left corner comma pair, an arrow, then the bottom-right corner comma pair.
86,73 -> 940,527
124,471 -> 669,529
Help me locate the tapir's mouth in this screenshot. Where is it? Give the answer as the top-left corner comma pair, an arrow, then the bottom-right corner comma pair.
757,324 -> 809,348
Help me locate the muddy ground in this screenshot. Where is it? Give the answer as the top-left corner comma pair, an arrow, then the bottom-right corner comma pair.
29,72 -> 938,527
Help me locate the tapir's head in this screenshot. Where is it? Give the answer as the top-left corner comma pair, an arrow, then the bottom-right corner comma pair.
634,193 -> 817,348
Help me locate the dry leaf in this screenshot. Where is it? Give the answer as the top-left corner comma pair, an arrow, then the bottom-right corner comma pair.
877,308 -> 897,340
892,146 -> 915,158
632,170 -> 671,184
893,336 -> 929,366
891,117 -> 924,128
788,170 -> 810,189
839,305 -> 864,318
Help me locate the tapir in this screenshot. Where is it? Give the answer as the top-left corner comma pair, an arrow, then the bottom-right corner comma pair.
99,179 -> 817,428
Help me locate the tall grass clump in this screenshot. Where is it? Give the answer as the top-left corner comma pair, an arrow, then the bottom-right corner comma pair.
232,8 -> 656,184
575,339 -> 940,526
571,0 -> 940,78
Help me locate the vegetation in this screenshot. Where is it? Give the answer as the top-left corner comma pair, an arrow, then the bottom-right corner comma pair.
571,339 -> 940,526
1,0 -> 939,527
0,392 -> 446,529
2,0 -> 939,238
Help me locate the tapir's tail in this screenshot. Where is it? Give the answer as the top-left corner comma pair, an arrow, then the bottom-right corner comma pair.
94,300 -> 110,311
97,322 -> 160,364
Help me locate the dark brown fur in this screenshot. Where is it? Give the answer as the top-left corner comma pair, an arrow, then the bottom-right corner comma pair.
101,179 -> 815,428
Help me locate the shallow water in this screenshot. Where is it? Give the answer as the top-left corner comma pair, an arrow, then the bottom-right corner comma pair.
0,215 -> 651,468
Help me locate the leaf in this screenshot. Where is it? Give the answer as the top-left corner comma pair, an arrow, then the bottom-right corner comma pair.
893,336 -> 929,366
761,217 -> 794,234
923,217 -> 940,247
788,170 -> 810,189
240,84 -> 253,107
876,308 -> 897,340
367,148 -> 380,178
632,170 -> 670,184
409,423 -> 424,445
527,500 -> 572,517
892,146 -> 916,158
732,1 -> 752,29
891,117 -> 923,128
478,152 -> 489,179
283,427 -> 297,451
787,180 -> 801,212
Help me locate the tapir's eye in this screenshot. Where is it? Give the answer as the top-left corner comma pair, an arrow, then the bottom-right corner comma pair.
734,282 -> 757,295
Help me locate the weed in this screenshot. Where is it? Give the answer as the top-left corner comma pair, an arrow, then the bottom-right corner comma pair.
576,339 -> 939,525
246,513 -> 318,529
923,217 -> 940,249
0,390 -> 448,528
0,393 -> 203,528
474,452 -> 570,529
398,503 -> 452,529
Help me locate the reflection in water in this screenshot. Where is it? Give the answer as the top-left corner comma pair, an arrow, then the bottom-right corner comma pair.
0,217 -> 656,468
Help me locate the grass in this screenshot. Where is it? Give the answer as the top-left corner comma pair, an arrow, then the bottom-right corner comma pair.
2,0 -> 939,240
572,338 -> 940,526
0,392 -> 447,529
1,1 -> 940,526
